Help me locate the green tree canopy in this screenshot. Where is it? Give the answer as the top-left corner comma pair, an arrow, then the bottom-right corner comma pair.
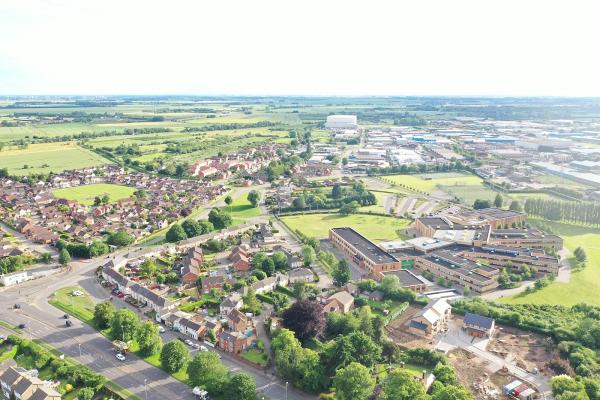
333,362 -> 375,400
160,340 -> 190,373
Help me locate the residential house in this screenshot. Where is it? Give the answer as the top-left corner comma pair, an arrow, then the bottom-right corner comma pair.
288,268 -> 314,284
101,264 -> 132,293
201,276 -> 225,295
463,312 -> 495,338
408,299 -> 451,336
219,331 -> 253,354
129,284 -> 175,313
175,318 -> 206,341
180,246 -> 203,284
250,273 -> 288,295
229,247 -> 250,272
29,386 -> 62,400
323,291 -> 354,314
220,293 -> 243,316
227,309 -> 250,332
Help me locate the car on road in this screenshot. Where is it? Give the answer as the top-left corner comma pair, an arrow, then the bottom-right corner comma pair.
115,353 -> 126,361
191,342 -> 200,350
199,345 -> 208,352
158,326 -> 166,333
184,339 -> 194,347
17,323 -> 26,329
65,320 -> 72,327
63,314 -> 69,319
13,304 -> 20,309
117,292 -> 125,298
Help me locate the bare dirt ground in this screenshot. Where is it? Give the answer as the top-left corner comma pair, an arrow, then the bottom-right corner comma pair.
488,325 -> 558,376
386,305 -> 436,349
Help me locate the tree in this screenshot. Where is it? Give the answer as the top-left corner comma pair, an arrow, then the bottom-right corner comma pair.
327,331 -> 382,369
251,251 -> 268,270
166,223 -> 187,243
40,252 -> 52,263
198,220 -> 214,234
333,362 -> 375,400
93,196 -> 102,206
293,282 -> 306,300
272,251 -> 289,271
137,321 -> 162,357
59,248 -> 71,266
339,201 -> 360,215
0,168 -> 8,178
247,190 -> 260,208
224,195 -> 233,211
431,385 -> 474,400
332,184 -> 343,199
88,240 -> 109,257
242,288 -> 261,315
187,352 -> 228,395
182,219 -> 202,238
223,373 -> 256,400
77,387 -> 95,400
574,247 -> 587,262
333,259 -> 351,287
93,301 -> 115,329
208,208 -> 232,229
140,259 -> 158,278
473,199 -> 491,210
107,230 -> 135,247
282,300 -> 325,342
111,309 -> 140,342
160,340 -> 190,373
301,245 -> 316,267
134,189 -> 147,199
494,193 -> 503,208
101,194 -> 110,204
509,200 -> 522,212
260,257 -> 275,276
380,369 -> 428,400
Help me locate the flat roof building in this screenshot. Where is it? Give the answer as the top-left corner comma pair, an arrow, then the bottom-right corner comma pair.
325,115 -> 358,129
330,227 -> 400,274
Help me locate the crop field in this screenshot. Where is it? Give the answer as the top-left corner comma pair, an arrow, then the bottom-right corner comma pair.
501,220 -> 600,307
52,183 -> 136,205
381,172 -> 483,193
0,142 -> 110,175
280,213 -> 410,242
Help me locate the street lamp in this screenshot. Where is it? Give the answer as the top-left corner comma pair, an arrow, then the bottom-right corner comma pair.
285,381 -> 288,400
78,343 -> 82,358
144,379 -> 148,400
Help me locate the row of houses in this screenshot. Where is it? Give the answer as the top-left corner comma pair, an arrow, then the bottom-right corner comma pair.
0,165 -> 226,245
0,366 -> 61,400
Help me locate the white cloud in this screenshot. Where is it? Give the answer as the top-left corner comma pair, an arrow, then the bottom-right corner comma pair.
1,0 -> 599,96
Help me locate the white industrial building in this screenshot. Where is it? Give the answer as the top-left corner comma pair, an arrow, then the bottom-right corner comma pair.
0,271 -> 31,287
325,115 -> 358,129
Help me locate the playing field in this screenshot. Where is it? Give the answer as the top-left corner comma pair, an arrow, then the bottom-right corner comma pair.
381,172 -> 483,193
227,193 -> 262,218
501,220 -> 600,307
53,183 -> 136,205
0,142 -> 111,175
280,213 -> 411,242
441,184 -> 498,205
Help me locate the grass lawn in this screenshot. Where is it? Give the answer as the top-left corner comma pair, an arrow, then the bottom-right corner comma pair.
226,194 -> 261,218
48,286 -> 96,325
359,190 -> 392,213
280,213 -> 411,242
0,142 -> 111,176
501,220 -> 600,306
242,349 -> 268,367
441,184 -> 498,205
381,172 -> 483,193
52,183 -> 136,206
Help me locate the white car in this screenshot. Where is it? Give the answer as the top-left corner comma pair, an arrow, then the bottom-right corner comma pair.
184,339 -> 194,346
199,345 -> 208,352
115,353 -> 126,361
159,326 -> 166,333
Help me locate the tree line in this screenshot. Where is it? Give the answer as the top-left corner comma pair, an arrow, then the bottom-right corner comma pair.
524,198 -> 600,225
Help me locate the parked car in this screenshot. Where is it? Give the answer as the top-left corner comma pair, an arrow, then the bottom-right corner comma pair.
159,326 -> 166,333
115,353 -> 126,361
65,320 -> 72,327
13,304 -> 20,309
191,343 -> 200,350
17,323 -> 26,329
184,339 -> 194,347
199,345 -> 208,352
63,314 -> 69,319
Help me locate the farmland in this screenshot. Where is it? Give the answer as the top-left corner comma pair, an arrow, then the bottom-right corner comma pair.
52,183 -> 137,206
0,142 -> 110,175
280,213 -> 411,242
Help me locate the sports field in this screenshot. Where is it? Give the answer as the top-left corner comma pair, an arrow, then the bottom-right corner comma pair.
53,183 -> 136,206
381,172 -> 483,193
280,213 -> 411,242
0,142 -> 110,175
501,220 -> 600,307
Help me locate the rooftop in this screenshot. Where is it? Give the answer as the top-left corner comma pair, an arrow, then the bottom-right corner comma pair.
331,227 -> 398,264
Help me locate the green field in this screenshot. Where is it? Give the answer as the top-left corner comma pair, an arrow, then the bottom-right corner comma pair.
442,184 -> 498,205
53,183 -> 136,205
359,190 -> 392,213
280,213 -> 410,242
227,193 -> 262,218
48,286 -> 96,324
0,142 -> 111,175
381,173 -> 483,193
501,220 -> 600,306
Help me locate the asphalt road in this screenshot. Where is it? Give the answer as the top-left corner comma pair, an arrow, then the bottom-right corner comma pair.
0,238 -> 315,400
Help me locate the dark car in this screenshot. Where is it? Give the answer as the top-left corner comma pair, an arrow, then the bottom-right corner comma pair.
65,320 -> 72,327
63,314 -> 69,319
13,304 -> 20,309
17,323 -> 26,329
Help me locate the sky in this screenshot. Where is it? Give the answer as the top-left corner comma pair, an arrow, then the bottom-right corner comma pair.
1,0 -> 600,96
